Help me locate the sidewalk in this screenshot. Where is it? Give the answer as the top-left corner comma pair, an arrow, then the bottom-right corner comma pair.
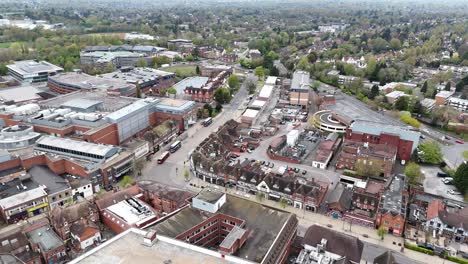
187,181 -> 455,264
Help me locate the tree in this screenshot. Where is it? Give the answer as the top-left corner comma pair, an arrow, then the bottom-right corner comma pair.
167,87 -> 177,95
307,51 -> 318,64
279,197 -> 288,209
355,158 -> 383,177
247,80 -> 257,95
418,141 -> 444,164
256,192 -> 265,202
254,66 -> 264,79
227,74 -> 240,89
453,163 -> 468,195
394,96 -> 409,111
377,226 -> 386,240
444,82 -> 451,91
195,65 -> 200,75
184,170 -> 190,182
120,175 -> 135,189
455,76 -> 467,92
136,58 -> 148,67
143,130 -> 156,152
421,81 -> 428,94
0,64 -> 8,75
369,84 -> 379,99
132,158 -> 145,176
390,38 -> 401,50
404,162 -> 423,186
400,114 -> 421,128
214,87 -> 231,104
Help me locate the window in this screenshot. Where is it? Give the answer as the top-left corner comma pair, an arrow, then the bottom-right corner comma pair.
395,223 -> 400,228
384,220 -> 390,225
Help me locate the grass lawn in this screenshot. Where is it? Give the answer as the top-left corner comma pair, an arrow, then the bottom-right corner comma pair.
0,42 -> 12,48
160,65 -> 197,79
464,150 -> 468,160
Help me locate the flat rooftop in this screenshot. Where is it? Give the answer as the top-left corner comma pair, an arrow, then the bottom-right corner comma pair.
39,90 -> 138,112
36,136 -> 119,158
291,71 -> 310,90
154,98 -> 196,113
0,84 -> 45,103
7,60 -> 63,75
173,77 -> 209,94
101,67 -> 174,85
242,109 -> 259,118
49,72 -> 133,91
27,165 -> 70,194
71,229 -> 247,264
26,225 -> 63,252
195,189 -> 225,203
151,194 -> 293,263
106,198 -> 156,225
380,175 -> 406,214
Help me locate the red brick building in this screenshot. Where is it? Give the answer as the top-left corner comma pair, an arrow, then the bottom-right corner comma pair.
95,185 -> 159,234
336,140 -> 397,177
0,229 -> 41,264
375,174 -> 408,236
24,221 -> 67,264
152,190 -> 298,264
138,181 -> 194,218
346,120 -> 420,162
49,200 -> 100,241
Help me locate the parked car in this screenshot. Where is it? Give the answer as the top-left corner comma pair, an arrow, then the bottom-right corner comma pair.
247,149 -> 252,153
455,139 -> 464,144
441,178 -> 453,184
264,161 -> 270,167
269,162 -> 274,168
294,167 -> 300,173
437,172 -> 448,177
302,170 -> 307,175
420,135 -> 426,139
447,189 -> 462,195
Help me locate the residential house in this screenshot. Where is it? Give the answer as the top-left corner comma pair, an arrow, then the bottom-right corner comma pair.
425,199 -> 468,243
49,200 -> 99,241
0,229 -> 41,264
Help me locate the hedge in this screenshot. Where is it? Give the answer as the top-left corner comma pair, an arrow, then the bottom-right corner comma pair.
404,243 -> 434,255
447,256 -> 468,264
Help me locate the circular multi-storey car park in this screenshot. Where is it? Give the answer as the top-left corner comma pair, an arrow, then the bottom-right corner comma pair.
311,110 -> 348,133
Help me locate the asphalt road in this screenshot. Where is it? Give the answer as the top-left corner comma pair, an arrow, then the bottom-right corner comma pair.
140,74 -> 255,188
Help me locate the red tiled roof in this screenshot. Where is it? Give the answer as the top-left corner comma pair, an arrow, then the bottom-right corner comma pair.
427,199 -> 444,220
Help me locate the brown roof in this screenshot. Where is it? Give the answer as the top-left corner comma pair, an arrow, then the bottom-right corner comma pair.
439,207 -> 468,229
137,181 -> 194,207
0,229 -> 29,254
50,201 -> 97,228
70,222 -> 100,241
426,199 -> 445,220
95,185 -> 140,210
303,225 -> 364,263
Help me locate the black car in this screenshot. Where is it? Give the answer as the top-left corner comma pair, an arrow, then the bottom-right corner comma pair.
437,172 -> 448,177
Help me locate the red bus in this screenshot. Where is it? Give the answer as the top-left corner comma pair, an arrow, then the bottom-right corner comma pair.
157,151 -> 170,164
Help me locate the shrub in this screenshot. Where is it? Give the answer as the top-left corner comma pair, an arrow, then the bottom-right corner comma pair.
447,255 -> 468,264
404,243 -> 434,255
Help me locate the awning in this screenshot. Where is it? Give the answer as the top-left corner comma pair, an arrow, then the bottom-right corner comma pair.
27,203 -> 48,212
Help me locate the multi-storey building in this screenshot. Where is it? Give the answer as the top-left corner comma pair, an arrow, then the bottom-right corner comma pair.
25,223 -> 67,264
376,174 -> 408,236
346,120 -> 420,162
151,189 -> 298,264
7,60 -> 63,83
48,71 -> 136,96
0,178 -> 48,224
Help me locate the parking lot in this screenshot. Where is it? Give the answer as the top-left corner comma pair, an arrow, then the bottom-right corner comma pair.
421,165 -> 463,202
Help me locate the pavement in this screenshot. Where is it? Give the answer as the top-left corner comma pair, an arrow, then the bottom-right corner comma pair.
140,74 -> 255,188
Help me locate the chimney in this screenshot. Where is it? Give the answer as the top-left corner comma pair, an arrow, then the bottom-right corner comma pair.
143,230 -> 157,246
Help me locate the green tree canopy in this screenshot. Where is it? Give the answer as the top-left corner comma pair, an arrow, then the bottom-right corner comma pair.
453,163 -> 468,194
394,96 -> 409,111
227,74 -> 240,89
167,87 -> 177,94
214,87 -> 231,104
369,84 -> 379,99
254,66 -> 264,78
418,141 -> 444,164
404,162 -> 422,186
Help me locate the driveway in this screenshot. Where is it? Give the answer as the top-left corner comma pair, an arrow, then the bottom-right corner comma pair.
421,165 -> 463,202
